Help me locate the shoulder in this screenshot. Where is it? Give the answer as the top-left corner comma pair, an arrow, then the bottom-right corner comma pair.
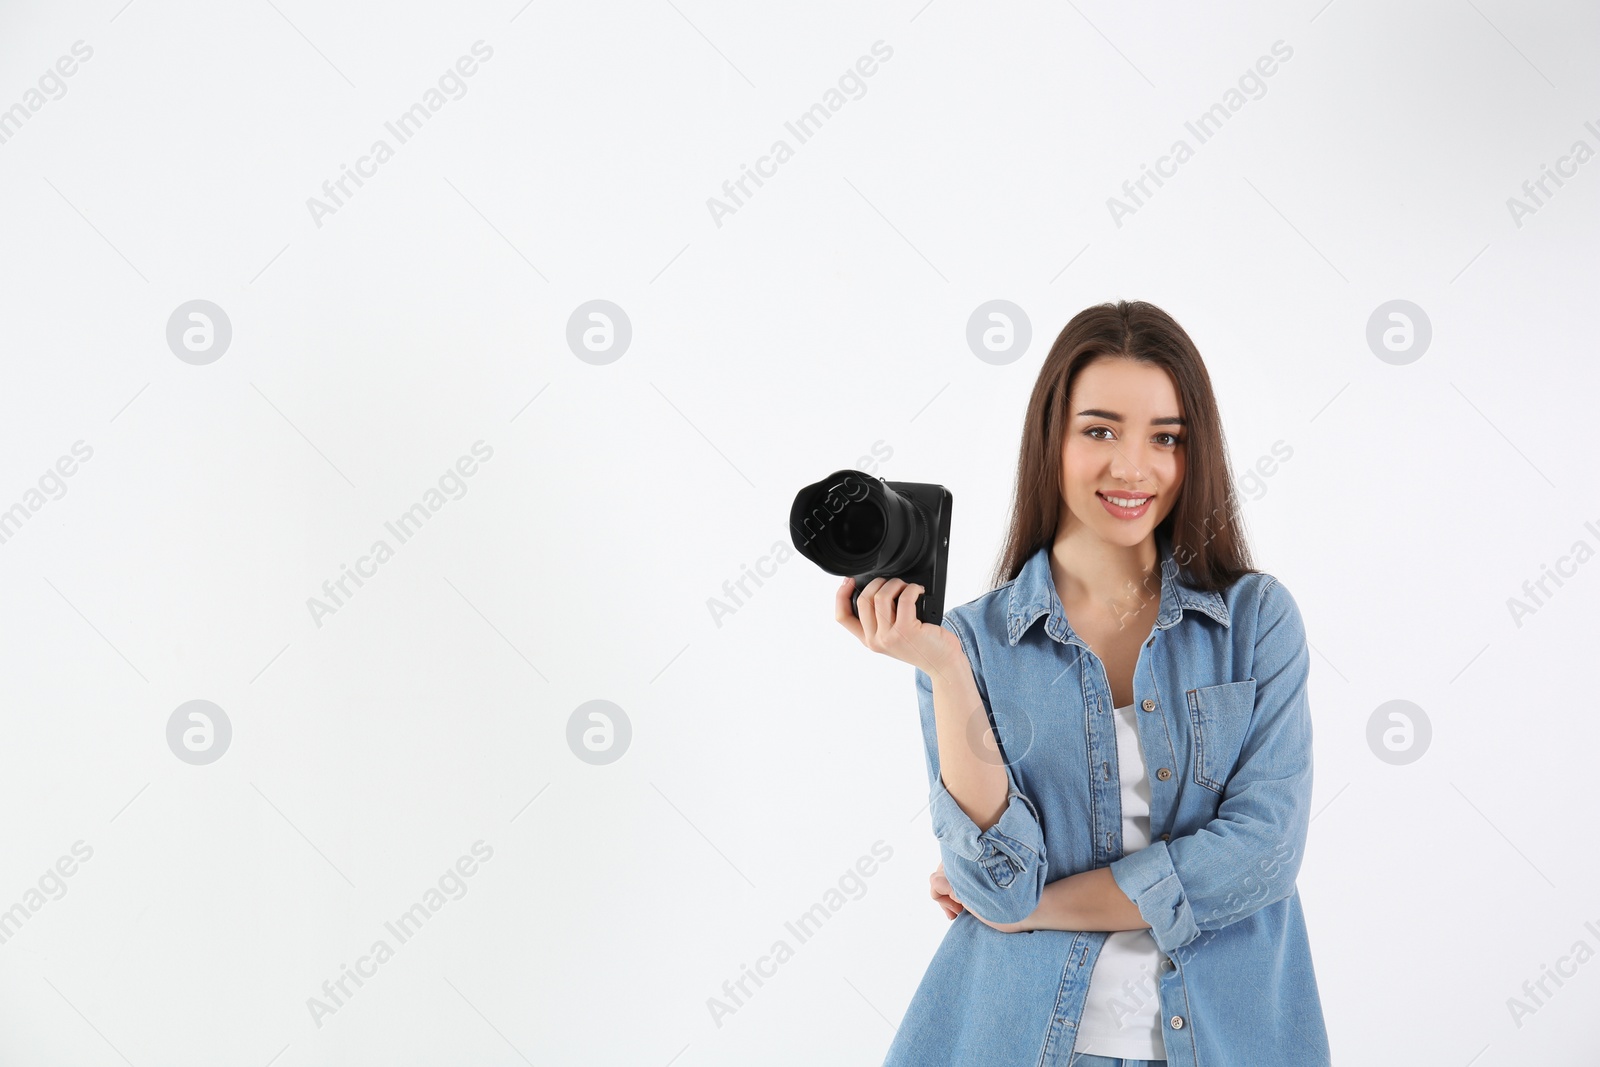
1217,568 -> 1298,616
1219,569 -> 1307,654
938,576 -> 1024,655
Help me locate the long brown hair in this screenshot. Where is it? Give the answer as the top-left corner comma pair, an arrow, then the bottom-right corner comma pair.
990,300 -> 1258,594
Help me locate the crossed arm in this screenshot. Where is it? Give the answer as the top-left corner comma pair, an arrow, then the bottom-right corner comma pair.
935,863 -> 1150,935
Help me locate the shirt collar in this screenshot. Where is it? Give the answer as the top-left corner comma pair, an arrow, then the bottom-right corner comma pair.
1004,528 -> 1230,646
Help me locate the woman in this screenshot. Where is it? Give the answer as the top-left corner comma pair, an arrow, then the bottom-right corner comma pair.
837,301 -> 1331,1066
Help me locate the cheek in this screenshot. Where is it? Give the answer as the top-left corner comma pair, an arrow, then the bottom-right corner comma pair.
1061,447 -> 1096,483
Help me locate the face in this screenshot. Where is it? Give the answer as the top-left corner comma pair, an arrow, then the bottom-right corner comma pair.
1058,357 -> 1186,547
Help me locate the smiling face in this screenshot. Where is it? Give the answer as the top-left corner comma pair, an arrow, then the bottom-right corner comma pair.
1058,356 -> 1186,547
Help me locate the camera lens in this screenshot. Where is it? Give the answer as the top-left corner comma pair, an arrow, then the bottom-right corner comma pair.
828,499 -> 885,558
789,470 -> 930,576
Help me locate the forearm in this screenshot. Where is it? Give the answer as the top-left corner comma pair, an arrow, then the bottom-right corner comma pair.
927,653 -> 1009,833
1030,867 -> 1149,932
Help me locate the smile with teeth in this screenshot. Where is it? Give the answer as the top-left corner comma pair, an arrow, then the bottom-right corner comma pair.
1097,491 -> 1153,518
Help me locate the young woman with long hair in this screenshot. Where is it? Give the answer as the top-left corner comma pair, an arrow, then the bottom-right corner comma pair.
837,301 -> 1330,1066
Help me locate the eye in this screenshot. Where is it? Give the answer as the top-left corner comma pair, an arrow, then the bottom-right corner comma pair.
1156,432 -> 1184,447
1084,426 -> 1113,441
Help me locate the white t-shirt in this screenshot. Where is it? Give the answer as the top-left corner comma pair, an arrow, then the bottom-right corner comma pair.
1072,700 -> 1168,1060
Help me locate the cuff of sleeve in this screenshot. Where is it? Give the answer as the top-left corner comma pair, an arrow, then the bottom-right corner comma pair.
930,776 -> 1044,889
1109,841 -> 1199,954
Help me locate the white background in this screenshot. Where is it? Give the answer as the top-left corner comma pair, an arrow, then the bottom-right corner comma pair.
1,0 -> 1597,1064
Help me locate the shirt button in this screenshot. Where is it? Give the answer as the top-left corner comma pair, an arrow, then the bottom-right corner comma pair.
1160,833 -> 1170,841
1156,767 -> 1172,781
1160,956 -> 1174,971
1141,698 -> 1156,712
1170,1015 -> 1185,1030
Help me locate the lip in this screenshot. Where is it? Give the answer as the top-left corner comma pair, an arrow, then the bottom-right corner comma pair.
1097,491 -> 1153,520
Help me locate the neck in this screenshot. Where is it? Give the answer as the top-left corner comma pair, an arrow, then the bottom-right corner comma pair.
1048,524 -> 1163,617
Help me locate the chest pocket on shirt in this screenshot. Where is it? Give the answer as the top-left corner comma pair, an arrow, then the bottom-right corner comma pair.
1186,679 -> 1257,794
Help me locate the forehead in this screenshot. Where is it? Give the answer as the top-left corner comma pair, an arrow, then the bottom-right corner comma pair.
1070,358 -> 1181,412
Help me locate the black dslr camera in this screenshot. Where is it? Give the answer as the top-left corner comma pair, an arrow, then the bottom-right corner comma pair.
788,469 -> 953,625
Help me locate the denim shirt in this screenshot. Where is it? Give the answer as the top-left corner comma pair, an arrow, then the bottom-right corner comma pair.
884,531 -> 1331,1066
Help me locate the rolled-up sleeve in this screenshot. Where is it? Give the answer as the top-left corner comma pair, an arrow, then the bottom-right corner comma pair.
1110,577 -> 1313,955
915,616 -> 1047,925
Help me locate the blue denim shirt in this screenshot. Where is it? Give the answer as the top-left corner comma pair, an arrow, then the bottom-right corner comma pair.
884,531 -> 1330,1066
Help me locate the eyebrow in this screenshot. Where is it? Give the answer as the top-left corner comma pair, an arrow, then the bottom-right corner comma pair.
1075,408 -> 1186,426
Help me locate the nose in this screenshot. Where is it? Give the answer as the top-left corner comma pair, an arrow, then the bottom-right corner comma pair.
1108,440 -> 1151,485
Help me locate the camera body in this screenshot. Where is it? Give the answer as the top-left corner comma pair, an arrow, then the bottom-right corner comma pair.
788,468 -> 953,625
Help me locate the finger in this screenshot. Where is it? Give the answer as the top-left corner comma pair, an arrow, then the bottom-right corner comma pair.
874,577 -> 907,615
858,576 -> 887,645
871,578 -> 907,643
894,582 -> 923,632
834,577 -> 865,641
